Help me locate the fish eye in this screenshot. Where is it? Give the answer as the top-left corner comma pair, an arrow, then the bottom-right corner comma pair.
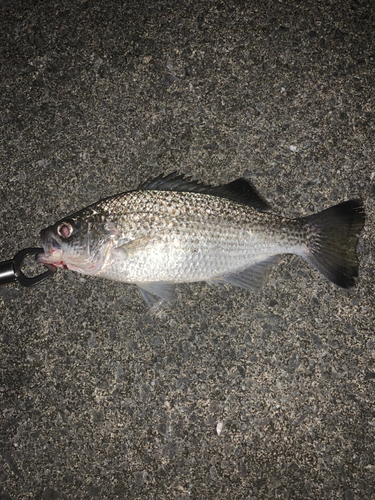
57,222 -> 73,238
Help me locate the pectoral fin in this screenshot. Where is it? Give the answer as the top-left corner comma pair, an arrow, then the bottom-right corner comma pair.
113,235 -> 155,259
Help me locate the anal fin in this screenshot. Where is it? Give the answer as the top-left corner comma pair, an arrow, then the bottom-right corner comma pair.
209,256 -> 282,293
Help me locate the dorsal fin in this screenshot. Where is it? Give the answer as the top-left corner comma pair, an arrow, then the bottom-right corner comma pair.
208,178 -> 270,211
138,171 -> 208,193
138,172 -> 270,211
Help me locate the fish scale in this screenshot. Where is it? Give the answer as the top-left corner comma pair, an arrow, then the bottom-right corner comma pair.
37,172 -> 365,307
93,191 -> 297,283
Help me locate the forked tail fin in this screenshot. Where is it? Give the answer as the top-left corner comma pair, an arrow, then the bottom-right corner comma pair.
303,200 -> 365,288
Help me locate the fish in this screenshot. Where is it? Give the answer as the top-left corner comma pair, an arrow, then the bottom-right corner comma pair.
37,172 -> 366,307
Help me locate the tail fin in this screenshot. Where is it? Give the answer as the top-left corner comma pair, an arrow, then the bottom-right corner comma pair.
303,200 -> 365,288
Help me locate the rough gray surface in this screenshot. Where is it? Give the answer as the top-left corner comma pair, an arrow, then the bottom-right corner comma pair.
0,1 -> 374,499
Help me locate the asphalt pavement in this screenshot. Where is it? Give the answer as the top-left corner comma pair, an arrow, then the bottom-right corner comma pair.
0,1 -> 374,499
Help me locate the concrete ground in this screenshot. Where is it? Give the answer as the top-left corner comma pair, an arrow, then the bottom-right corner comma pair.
0,1 -> 374,499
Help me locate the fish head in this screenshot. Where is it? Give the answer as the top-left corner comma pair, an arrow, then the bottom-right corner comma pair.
37,211 -> 115,275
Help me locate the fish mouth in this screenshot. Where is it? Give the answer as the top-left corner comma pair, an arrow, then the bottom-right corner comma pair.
36,229 -> 63,266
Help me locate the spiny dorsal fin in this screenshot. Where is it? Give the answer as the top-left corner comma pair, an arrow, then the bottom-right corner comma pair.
139,172 -> 270,211
138,171 -> 209,193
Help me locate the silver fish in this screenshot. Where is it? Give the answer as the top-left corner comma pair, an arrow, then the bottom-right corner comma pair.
37,172 -> 365,307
